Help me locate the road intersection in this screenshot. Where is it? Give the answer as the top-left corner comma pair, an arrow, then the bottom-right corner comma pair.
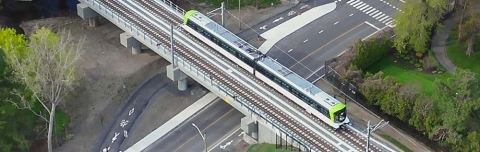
237,0 -> 403,82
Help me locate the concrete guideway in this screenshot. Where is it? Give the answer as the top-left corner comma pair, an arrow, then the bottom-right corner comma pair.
126,93 -> 217,152
258,2 -> 337,54
79,0 -> 394,151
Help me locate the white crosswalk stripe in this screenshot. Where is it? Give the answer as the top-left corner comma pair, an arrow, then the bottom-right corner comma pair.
362,7 -> 374,13
346,0 -> 397,27
365,8 -> 376,14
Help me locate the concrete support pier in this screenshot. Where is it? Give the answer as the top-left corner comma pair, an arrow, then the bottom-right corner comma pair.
167,64 -> 188,91
241,117 -> 259,144
77,3 -> 99,27
120,33 -> 142,54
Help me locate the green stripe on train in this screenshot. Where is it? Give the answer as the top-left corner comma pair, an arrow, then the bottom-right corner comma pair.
184,10 -> 198,25
330,103 -> 346,122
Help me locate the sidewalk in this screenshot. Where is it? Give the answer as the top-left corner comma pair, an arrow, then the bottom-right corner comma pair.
431,14 -> 458,74
316,79 -> 433,152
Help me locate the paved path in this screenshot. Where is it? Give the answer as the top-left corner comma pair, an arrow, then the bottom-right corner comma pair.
96,74 -> 169,152
431,15 -> 458,74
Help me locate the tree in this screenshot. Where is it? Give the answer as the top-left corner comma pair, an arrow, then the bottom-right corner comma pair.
394,0 -> 449,53
456,0 -> 480,56
350,36 -> 392,70
3,27 -> 84,152
394,0 -> 432,53
409,95 -> 439,133
0,28 -> 35,152
433,68 -> 480,133
453,131 -> 480,151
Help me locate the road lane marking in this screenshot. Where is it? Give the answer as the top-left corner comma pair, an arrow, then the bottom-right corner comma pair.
173,108 -> 235,152
363,26 -> 387,40
208,127 -> 241,152
289,22 -> 365,68
303,39 -> 309,43
334,21 -> 339,25
365,21 -> 381,31
349,14 -> 354,16
319,30 -> 324,34
305,65 -> 325,79
288,49 -> 293,52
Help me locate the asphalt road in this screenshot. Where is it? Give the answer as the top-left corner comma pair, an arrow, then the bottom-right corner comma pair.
143,99 -> 245,152
237,0 -> 403,82
97,74 -> 169,152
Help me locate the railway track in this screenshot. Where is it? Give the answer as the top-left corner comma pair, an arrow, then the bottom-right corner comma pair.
136,1 -> 384,152
97,0 -> 382,151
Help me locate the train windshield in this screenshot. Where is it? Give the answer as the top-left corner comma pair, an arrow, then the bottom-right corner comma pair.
334,108 -> 347,123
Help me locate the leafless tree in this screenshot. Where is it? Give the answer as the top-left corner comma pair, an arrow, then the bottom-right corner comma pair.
5,27 -> 84,152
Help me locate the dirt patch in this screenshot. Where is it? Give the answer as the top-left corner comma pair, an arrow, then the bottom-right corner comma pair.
21,16 -> 167,151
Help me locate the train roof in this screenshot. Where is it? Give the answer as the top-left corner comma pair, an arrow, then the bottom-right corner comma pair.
188,11 -> 263,59
259,57 -> 341,107
187,11 -> 342,107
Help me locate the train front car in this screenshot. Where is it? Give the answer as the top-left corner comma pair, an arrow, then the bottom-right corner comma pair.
331,103 -> 349,130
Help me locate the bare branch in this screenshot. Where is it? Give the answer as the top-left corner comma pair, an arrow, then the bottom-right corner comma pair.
7,89 -> 49,122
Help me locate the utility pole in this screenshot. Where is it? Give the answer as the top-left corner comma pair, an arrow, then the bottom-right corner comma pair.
365,120 -> 389,152
221,2 -> 225,27
239,0 -> 241,30
170,24 -> 175,68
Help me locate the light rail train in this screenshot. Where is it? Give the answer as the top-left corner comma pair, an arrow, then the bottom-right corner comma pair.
182,10 -> 349,129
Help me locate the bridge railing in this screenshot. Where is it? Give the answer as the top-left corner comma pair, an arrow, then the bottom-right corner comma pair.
155,0 -> 186,16
84,0 -> 317,150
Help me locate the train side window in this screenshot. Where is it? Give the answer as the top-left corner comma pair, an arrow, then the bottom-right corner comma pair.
292,89 -> 299,95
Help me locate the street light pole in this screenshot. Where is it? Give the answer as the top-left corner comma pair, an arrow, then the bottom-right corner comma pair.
192,123 -> 207,152
238,0 -> 241,30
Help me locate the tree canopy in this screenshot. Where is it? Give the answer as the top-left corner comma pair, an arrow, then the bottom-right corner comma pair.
2,27 -> 83,152
0,28 -> 37,152
393,0 -> 450,53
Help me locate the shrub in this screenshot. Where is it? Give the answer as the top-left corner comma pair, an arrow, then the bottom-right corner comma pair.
415,64 -> 421,68
400,54 -> 406,58
419,59 -> 424,63
417,68 -> 423,71
415,52 -> 423,58
394,54 -> 401,58
409,61 -> 414,64
422,57 -> 436,70
404,56 -> 411,60
350,36 -> 393,70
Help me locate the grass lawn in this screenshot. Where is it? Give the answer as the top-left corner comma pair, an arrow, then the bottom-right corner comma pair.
247,143 -> 294,152
379,134 -> 413,152
366,57 -> 452,95
446,27 -> 480,78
